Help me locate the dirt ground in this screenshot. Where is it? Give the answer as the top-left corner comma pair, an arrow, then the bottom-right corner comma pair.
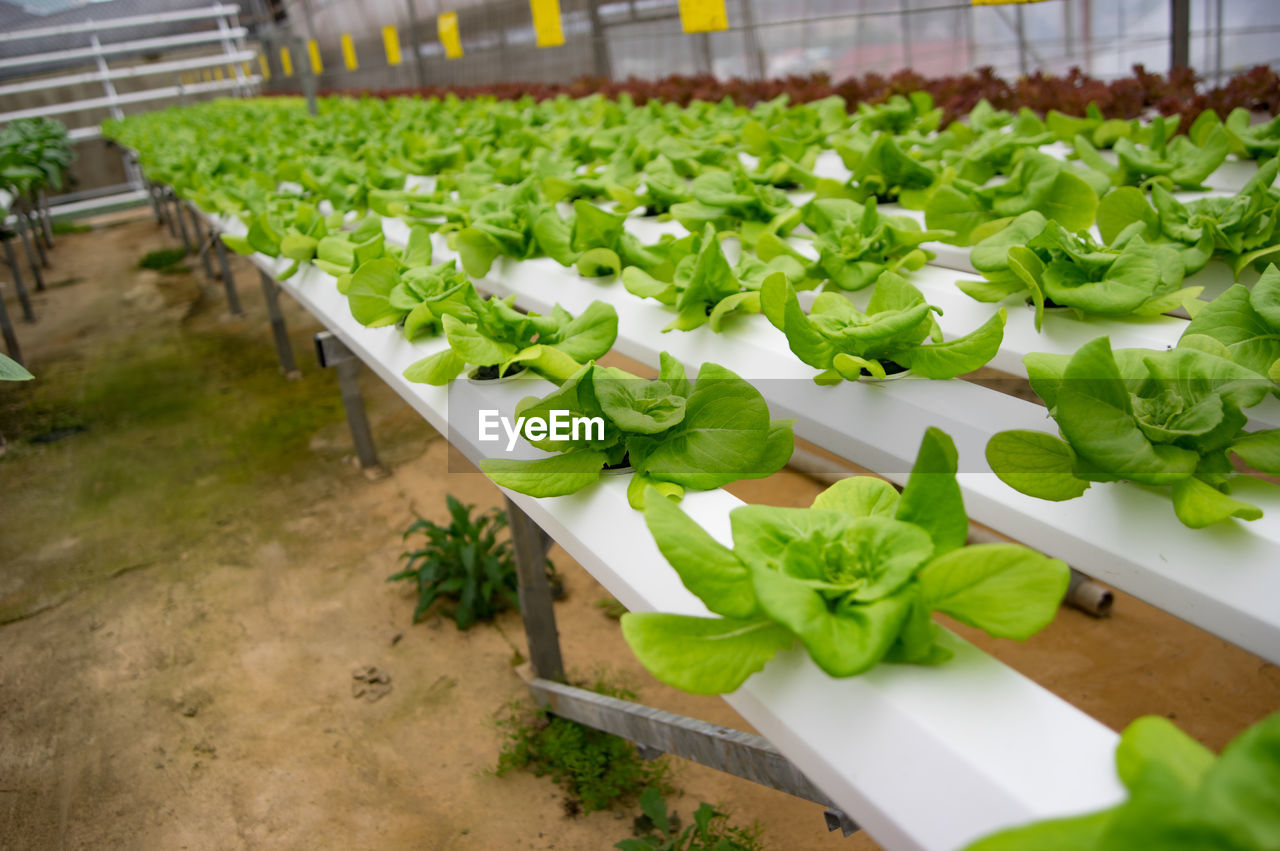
1,212 -> 1277,851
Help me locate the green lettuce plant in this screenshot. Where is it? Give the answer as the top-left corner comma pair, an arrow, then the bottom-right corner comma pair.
959,211 -> 1204,326
533,199 -> 669,279
759,197 -> 947,292
1074,118 -> 1229,189
846,132 -> 939,204
670,165 -> 799,245
1046,103 -> 1171,149
619,428 -> 1069,694
964,710 -> 1280,851
942,106 -> 1056,186
402,286 -> 617,385
450,178 -> 556,277
925,151 -> 1100,245
622,224 -> 810,332
1178,264 -> 1280,387
479,354 -> 794,508
986,336 -> 1280,528
762,271 -> 1006,382
1096,158 -> 1280,278
1223,107 -> 1280,161
850,92 -> 942,136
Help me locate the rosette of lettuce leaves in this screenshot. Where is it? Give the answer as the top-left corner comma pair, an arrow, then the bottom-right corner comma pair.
402,285 -> 617,385
965,710 -> 1280,851
987,336 -> 1280,528
479,353 -> 794,508
959,210 -> 1205,326
620,428 -> 1069,694
762,271 -> 1006,383
1177,264 -> 1280,388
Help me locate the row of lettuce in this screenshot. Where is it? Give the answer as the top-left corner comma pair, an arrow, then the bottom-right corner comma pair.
105,93 -> 1279,849
1,117 -> 72,231
104,94 -> 1280,529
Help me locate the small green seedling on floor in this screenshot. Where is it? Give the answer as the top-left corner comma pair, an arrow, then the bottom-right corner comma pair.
137,247 -> 188,272
51,220 -> 91,235
617,788 -> 765,851
390,495 -> 551,629
492,678 -> 671,816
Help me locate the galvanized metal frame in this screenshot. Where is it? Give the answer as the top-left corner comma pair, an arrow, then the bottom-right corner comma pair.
257,267 -> 301,379
314,330 -> 386,476
0,4 -> 259,220
503,496 -> 860,838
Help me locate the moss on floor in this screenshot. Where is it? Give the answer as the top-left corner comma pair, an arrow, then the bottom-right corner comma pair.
0,324 -> 348,623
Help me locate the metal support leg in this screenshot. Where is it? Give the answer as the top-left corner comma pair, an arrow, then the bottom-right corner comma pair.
15,215 -> 45,291
34,192 -> 53,249
186,203 -> 216,280
161,186 -> 177,236
257,269 -> 300,379
24,207 -> 49,268
171,191 -> 193,253
3,237 -> 35,323
505,499 -> 565,682
145,180 -> 163,224
214,235 -> 244,316
507,494 -> 857,836
314,331 -> 386,478
0,275 -> 22,363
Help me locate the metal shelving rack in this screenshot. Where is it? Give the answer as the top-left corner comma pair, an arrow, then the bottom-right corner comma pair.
0,4 -> 260,219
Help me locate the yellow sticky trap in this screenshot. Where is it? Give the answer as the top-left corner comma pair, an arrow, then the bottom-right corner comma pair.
307,39 -> 323,74
678,0 -> 728,33
280,46 -> 294,77
341,33 -> 358,70
259,53 -> 272,80
382,25 -> 402,65
530,0 -> 564,48
241,61 -> 251,77
438,12 -> 463,59
213,66 -> 224,80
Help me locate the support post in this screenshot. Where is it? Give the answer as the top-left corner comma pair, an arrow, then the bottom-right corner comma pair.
0,271 -> 22,362
161,186 -> 178,237
899,0 -> 913,70
214,234 -> 244,316
314,331 -> 386,477
257,268 -> 300,378
171,190 -> 193,252
692,32 -> 713,76
585,0 -> 612,79
299,35 -> 318,116
1015,4 -> 1027,76
14,214 -> 44,292
406,0 -> 427,89
27,206 -> 49,268
145,180 -> 163,224
1170,0 -> 1190,69
1213,0 -> 1223,85
505,499 -> 565,682
739,0 -> 767,80
33,191 -> 53,250
3,236 -> 36,323
186,203 -> 216,280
